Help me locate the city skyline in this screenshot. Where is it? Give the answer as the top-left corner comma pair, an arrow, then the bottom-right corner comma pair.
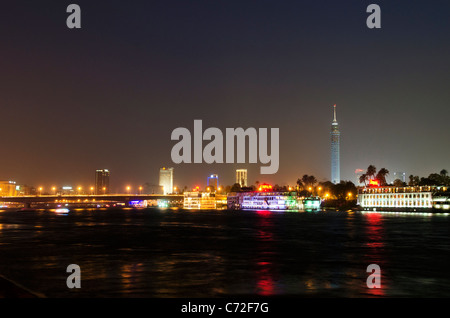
0,1 -> 449,189
1,1 -> 450,302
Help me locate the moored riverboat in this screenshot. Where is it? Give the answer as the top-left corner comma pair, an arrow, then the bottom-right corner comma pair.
357,185 -> 450,212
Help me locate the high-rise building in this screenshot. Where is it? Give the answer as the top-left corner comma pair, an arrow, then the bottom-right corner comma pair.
207,174 -> 219,190
0,181 -> 18,196
236,169 -> 247,187
95,169 -> 110,194
331,105 -> 340,184
393,172 -> 406,183
159,167 -> 174,195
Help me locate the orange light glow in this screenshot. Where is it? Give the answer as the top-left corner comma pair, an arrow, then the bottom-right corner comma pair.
258,184 -> 273,192
369,179 -> 380,186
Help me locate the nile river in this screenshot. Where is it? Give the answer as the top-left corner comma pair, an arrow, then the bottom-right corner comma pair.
0,208 -> 449,297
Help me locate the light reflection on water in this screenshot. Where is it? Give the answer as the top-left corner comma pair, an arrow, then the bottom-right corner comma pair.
0,208 -> 449,297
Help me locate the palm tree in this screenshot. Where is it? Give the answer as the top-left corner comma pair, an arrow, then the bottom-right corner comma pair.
307,175 -> 317,187
376,168 -> 389,186
408,175 -> 415,186
296,178 -> 304,190
366,165 -> 377,181
359,173 -> 367,186
440,169 -> 449,186
301,174 -> 309,186
301,175 -> 317,188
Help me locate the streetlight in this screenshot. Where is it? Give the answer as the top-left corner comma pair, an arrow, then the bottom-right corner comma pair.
126,186 -> 131,194
139,186 -> 143,195
90,187 -> 94,195
52,187 -> 56,195
78,186 -> 82,195
348,192 -> 353,200
103,187 -> 106,194
38,187 -> 43,195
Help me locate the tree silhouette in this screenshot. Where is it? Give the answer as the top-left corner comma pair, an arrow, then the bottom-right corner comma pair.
376,168 -> 389,186
230,183 -> 241,192
359,173 -> 367,186
366,165 -> 377,180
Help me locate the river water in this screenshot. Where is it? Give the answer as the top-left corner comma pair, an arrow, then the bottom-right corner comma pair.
0,208 -> 449,297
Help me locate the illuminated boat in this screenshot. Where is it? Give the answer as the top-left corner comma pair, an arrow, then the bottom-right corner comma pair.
356,183 -> 449,212
227,184 -> 299,211
302,197 -> 322,211
184,191 -> 217,209
54,208 -> 70,214
432,194 -> 450,211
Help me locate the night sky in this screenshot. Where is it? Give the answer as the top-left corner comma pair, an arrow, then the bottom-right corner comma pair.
1,0 -> 449,191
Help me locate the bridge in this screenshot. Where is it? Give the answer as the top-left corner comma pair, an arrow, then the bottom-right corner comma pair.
0,194 -> 185,208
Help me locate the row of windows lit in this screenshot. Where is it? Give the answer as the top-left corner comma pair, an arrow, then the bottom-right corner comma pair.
359,187 -> 442,194
361,200 -> 431,207
361,193 -> 431,199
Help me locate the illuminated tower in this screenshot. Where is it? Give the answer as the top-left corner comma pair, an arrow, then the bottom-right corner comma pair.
95,169 -> 110,194
159,167 -> 174,195
207,174 -> 219,190
236,169 -> 247,187
331,105 -> 340,184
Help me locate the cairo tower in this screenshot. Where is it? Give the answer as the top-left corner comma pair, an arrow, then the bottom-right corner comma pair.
331,104 -> 340,184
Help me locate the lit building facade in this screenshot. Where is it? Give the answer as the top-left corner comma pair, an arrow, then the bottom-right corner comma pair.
0,181 -> 19,196
331,105 -> 340,184
236,169 -> 247,187
159,167 -> 174,195
95,169 -> 110,194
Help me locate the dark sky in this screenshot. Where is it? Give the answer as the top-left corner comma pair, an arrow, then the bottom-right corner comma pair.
1,0 -> 449,191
